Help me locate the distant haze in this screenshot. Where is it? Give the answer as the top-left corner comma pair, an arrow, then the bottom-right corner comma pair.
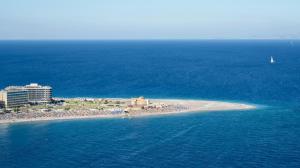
0,0 -> 299,40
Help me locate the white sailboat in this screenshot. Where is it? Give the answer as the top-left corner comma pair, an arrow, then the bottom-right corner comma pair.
270,56 -> 275,64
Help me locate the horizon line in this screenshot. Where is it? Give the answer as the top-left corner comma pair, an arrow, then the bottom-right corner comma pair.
0,38 -> 299,41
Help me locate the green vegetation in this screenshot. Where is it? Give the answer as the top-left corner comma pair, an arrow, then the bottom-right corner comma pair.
8,99 -> 129,113
54,99 -> 127,111
13,108 -> 20,113
64,107 -> 71,111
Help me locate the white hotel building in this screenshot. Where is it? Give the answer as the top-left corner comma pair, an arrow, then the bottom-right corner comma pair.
0,87 -> 28,109
0,83 -> 52,109
25,83 -> 52,104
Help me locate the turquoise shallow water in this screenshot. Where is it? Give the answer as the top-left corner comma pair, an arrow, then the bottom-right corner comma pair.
0,40 -> 300,167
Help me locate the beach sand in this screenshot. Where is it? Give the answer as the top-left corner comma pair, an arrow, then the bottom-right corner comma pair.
0,99 -> 255,124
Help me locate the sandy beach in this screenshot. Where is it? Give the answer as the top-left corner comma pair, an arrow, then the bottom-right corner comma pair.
0,99 -> 255,124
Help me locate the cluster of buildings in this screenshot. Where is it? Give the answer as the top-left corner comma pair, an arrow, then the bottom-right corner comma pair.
125,96 -> 151,112
127,97 -> 166,112
131,96 -> 149,106
0,83 -> 52,110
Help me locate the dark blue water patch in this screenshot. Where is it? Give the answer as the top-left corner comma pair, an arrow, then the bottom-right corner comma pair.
0,40 -> 300,106
0,108 -> 300,168
1,40 -> 300,167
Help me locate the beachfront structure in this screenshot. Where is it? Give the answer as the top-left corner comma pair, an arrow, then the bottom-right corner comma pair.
0,83 -> 52,109
131,97 -> 149,106
24,83 -> 52,104
0,87 -> 29,109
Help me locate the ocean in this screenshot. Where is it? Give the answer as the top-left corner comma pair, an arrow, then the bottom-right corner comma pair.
0,40 -> 300,167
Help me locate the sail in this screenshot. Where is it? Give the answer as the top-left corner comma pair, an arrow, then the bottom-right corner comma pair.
270,56 -> 275,64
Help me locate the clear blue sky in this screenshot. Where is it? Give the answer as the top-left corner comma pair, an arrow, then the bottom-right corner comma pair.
0,0 -> 299,39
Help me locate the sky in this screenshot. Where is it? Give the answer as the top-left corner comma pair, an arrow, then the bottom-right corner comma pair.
0,0 -> 299,40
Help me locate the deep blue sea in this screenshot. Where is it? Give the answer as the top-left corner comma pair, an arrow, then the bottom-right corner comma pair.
0,40 -> 300,168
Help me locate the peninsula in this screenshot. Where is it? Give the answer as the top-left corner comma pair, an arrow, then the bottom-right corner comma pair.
0,83 -> 255,124
0,97 -> 255,124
